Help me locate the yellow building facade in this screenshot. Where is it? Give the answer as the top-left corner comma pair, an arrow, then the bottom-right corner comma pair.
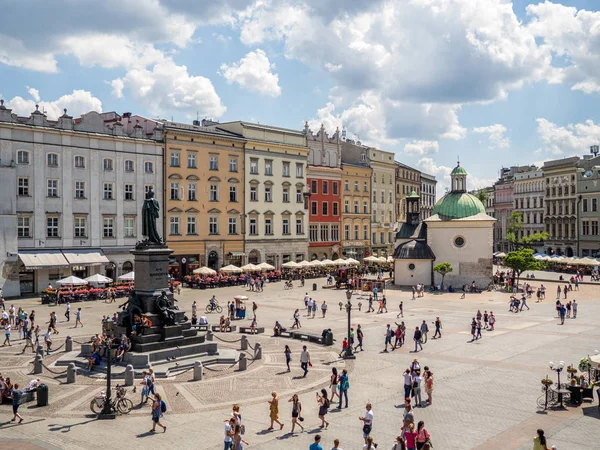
163,123 -> 247,277
341,162 -> 372,261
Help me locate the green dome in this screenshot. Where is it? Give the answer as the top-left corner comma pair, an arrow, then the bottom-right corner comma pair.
450,164 -> 468,176
431,192 -> 485,219
407,190 -> 420,199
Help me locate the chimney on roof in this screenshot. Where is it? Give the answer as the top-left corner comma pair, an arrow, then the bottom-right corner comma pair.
193,120 -> 200,126
201,119 -> 219,127
123,112 -> 132,118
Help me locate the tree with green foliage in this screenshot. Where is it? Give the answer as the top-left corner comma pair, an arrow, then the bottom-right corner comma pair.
474,189 -> 489,204
506,212 -> 550,250
503,248 -> 540,289
433,262 -> 453,289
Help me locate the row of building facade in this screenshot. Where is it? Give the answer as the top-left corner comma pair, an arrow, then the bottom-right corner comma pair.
475,146 -> 600,258
0,103 -> 436,296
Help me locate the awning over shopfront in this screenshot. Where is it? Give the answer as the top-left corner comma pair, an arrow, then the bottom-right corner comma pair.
18,251 -> 70,269
61,249 -> 109,266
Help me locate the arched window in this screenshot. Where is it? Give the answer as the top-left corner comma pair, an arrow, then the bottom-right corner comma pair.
122,261 -> 133,273
17,150 -> 30,164
248,250 -> 260,264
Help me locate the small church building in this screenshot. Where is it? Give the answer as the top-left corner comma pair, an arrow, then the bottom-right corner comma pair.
393,162 -> 496,289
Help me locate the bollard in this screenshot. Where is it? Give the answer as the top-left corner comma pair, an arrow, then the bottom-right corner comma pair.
125,365 -> 135,386
206,330 -> 213,342
312,283 -> 317,291
238,353 -> 247,371
36,345 -> 44,358
254,343 -> 262,360
33,354 -> 43,374
193,361 -> 203,381
67,363 -> 77,383
240,335 -> 248,351
65,336 -> 73,352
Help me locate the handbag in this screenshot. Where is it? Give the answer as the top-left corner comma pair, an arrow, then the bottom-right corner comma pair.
299,416 -> 304,422
362,424 -> 372,435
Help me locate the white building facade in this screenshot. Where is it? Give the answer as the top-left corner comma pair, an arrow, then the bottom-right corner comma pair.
420,172 -> 437,220
0,104 -> 163,296
513,168 -> 545,251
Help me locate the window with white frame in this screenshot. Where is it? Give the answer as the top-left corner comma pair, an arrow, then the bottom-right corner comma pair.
311,180 -> 318,194
265,186 -> 272,202
229,158 -> 238,172
145,184 -> 154,194
47,216 -> 59,237
144,161 -> 154,173
103,158 -> 114,171
345,180 -> 349,191
296,188 -> 303,203
283,187 -> 289,202
265,160 -> 273,175
389,174 -> 393,184
210,185 -> 218,201
333,202 -> 338,216
344,199 -> 349,213
380,232 -> 385,243
354,225 -> 359,240
124,184 -> 134,200
74,155 -> 85,168
363,201 -> 368,214
354,201 -> 359,213
322,202 -> 328,215
344,224 -> 350,240
250,186 -> 258,201
228,217 -> 238,234
364,181 -> 368,192
125,160 -> 134,172
188,153 -> 197,168
188,183 -> 197,201
372,232 -> 377,244
311,201 -> 317,215
363,225 -> 368,240
47,153 -> 58,166
47,179 -> 58,197
170,152 -> 180,167
229,185 -> 237,202
17,150 -> 29,164
249,218 -> 257,235
75,181 -> 85,199
123,217 -> 134,237
296,217 -> 303,234
373,190 -> 377,203
187,216 -> 197,235
321,224 -> 330,241
170,216 -> 180,235
103,217 -> 114,237
103,183 -> 113,200
250,158 -> 258,174
331,224 -> 339,241
170,182 -> 180,200
389,191 -> 392,203
18,177 -> 29,196
209,216 -> 219,234
309,224 -> 318,242
296,163 -> 303,178
282,218 -> 290,235
322,181 -> 328,194
354,181 -> 359,191
18,216 -> 31,238
282,162 -> 290,177
209,155 -> 218,170
381,191 -> 385,203
381,174 -> 385,183
265,218 -> 273,235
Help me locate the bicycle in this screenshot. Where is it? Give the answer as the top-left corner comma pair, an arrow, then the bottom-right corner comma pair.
90,385 -> 133,415
284,280 -> 294,290
205,302 -> 223,314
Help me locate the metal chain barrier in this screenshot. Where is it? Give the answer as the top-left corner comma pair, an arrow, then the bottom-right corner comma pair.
212,334 -> 243,344
41,362 -> 68,375
72,338 -> 92,345
202,357 -> 242,373
47,343 -> 66,353
246,341 -> 255,351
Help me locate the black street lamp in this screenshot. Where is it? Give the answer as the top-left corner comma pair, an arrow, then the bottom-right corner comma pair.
549,360 -> 566,408
343,290 -> 356,360
99,337 -> 116,419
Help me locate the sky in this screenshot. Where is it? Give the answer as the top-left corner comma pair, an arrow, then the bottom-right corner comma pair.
2,0 -> 600,195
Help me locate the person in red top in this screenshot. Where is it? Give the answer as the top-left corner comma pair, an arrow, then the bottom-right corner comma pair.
339,337 -> 348,358
416,421 -> 431,449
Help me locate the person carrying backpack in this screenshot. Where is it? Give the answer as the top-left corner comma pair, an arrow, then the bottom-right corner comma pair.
150,393 -> 166,432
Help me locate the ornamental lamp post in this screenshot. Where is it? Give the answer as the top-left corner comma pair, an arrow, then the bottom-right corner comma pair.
343,289 -> 356,360
99,337 -> 116,419
549,360 -> 566,408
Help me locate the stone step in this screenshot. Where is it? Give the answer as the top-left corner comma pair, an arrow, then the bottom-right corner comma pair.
132,334 -> 206,354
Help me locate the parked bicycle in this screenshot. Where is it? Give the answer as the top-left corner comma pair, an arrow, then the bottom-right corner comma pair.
90,385 -> 133,415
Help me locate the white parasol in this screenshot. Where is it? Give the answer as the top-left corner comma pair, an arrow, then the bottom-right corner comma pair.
220,265 -> 242,273
84,273 -> 113,284
117,271 -> 135,281
56,275 -> 89,286
193,266 -> 217,276
241,263 -> 262,272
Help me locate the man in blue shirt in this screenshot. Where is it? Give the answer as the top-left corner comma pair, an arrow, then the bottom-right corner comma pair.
309,434 -> 323,450
11,383 -> 24,423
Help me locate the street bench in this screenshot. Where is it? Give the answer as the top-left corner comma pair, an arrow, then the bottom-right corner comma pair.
274,330 -> 295,338
19,390 -> 37,405
292,331 -> 324,344
211,325 -> 237,333
191,324 -> 210,332
239,326 -> 265,334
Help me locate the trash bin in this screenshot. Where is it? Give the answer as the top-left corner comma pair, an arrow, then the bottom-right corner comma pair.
37,384 -> 49,407
312,283 -> 317,291
325,331 -> 334,346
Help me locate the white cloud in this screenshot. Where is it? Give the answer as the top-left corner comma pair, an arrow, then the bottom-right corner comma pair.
536,118 -> 600,156
27,87 -> 41,102
416,157 -> 453,194
404,140 -> 439,156
220,49 -> 281,97
112,59 -> 226,119
472,124 -> 510,149
0,34 -> 57,73
5,89 -> 102,120
526,2 -> 600,94
236,0 -> 548,144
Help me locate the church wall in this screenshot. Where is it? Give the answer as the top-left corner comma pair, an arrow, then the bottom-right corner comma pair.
427,220 -> 494,289
394,259 -> 431,286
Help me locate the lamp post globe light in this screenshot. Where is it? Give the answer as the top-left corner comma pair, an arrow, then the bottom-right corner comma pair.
549,360 -> 567,409
343,289 -> 356,360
